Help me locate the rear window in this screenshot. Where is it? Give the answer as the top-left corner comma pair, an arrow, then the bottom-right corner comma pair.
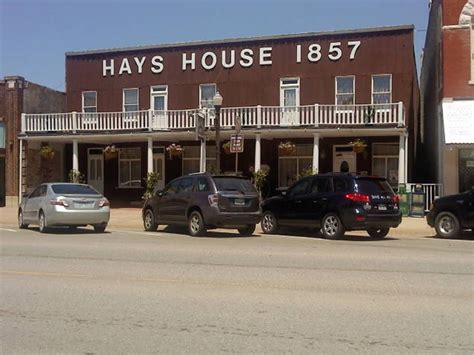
355,179 -> 393,195
51,184 -> 100,195
213,177 -> 257,193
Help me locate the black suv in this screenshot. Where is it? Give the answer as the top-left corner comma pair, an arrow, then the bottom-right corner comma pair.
426,188 -> 474,238
260,173 -> 402,239
142,173 -> 261,236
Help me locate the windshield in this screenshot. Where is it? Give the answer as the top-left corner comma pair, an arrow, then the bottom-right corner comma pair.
51,184 -> 100,195
354,178 -> 393,195
213,177 -> 257,193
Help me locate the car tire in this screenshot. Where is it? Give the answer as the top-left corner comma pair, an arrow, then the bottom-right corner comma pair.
238,224 -> 256,236
321,213 -> 345,240
188,211 -> 206,236
367,228 -> 390,239
93,223 -> 107,233
434,212 -> 460,238
38,211 -> 48,233
261,211 -> 279,234
18,209 -> 28,229
143,208 -> 158,231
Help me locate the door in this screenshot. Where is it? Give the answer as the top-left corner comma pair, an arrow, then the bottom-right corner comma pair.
280,78 -> 300,126
151,85 -> 168,129
88,148 -> 104,194
333,146 -> 356,173
280,178 -> 311,225
24,185 -> 47,221
303,177 -> 333,225
153,147 -> 165,191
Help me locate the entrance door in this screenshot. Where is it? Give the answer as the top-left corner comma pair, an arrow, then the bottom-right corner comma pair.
153,147 -> 165,190
88,148 -> 104,194
151,85 -> 168,130
280,78 -> 300,126
333,146 -> 356,173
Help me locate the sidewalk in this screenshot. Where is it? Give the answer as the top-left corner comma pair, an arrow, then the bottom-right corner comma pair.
0,206 -> 435,238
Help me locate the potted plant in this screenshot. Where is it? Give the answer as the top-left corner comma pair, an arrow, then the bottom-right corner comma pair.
68,169 -> 85,184
166,144 -> 184,159
252,169 -> 268,197
39,145 -> 55,160
350,138 -> 367,154
278,141 -> 296,156
142,172 -> 160,201
103,145 -> 118,160
223,141 -> 232,154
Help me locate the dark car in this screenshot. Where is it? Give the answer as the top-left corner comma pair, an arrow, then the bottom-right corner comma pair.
260,173 -> 402,239
142,173 -> 261,236
426,188 -> 474,238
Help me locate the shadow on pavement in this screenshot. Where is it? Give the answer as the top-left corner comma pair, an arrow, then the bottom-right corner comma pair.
274,227 -> 399,241
28,226 -> 111,235
426,230 -> 474,241
158,225 -> 259,238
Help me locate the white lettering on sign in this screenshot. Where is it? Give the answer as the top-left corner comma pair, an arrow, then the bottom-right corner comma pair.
100,40 -> 362,77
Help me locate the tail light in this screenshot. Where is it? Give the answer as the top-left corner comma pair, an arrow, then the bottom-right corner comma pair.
345,193 -> 370,203
392,195 -> 400,204
208,194 -> 219,207
98,198 -> 110,207
50,197 -> 69,207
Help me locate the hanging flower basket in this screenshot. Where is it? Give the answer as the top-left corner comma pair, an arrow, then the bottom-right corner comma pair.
278,141 -> 296,156
223,141 -> 232,155
103,145 -> 118,160
350,139 -> 367,154
39,145 -> 55,160
166,144 -> 184,159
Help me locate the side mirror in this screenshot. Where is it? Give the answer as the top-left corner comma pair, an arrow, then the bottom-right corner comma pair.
156,191 -> 164,197
22,193 -> 29,198
281,191 -> 287,196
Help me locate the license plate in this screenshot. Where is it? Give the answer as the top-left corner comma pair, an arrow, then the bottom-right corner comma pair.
234,198 -> 245,206
75,202 -> 94,209
378,204 -> 387,211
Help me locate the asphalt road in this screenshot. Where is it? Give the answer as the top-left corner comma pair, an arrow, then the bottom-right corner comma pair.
1,226 -> 473,354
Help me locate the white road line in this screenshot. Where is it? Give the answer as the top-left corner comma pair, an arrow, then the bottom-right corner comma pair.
0,228 -> 17,232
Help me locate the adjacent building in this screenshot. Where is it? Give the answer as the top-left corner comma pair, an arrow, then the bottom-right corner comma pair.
20,25 -> 419,203
421,0 -> 474,195
0,76 -> 65,206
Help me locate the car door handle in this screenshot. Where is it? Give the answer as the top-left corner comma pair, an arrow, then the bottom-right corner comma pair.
295,200 -> 302,204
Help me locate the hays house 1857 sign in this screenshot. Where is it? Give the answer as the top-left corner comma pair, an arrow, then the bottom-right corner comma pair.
102,40 -> 362,76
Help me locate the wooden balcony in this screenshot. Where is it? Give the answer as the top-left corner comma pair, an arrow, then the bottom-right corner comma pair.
21,102 -> 405,135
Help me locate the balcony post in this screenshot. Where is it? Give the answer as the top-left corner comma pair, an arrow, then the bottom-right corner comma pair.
312,133 -> 320,174
314,104 -> 319,127
257,105 -> 262,129
200,138 -> 207,172
148,109 -> 153,132
72,139 -> 79,172
398,133 -> 406,184
72,111 -> 77,133
147,137 -> 153,174
254,133 -> 261,172
397,101 -> 404,127
21,113 -> 26,134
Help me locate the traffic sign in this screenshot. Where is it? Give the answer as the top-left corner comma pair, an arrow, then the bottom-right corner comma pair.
230,134 -> 244,153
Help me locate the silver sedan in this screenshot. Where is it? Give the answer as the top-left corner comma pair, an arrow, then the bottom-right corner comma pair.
18,183 -> 110,233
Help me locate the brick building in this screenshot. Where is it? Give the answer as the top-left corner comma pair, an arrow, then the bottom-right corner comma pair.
0,76 -> 65,206
421,0 -> 474,194
19,25 -> 419,204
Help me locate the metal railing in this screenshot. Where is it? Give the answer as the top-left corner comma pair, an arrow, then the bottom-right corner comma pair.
406,183 -> 444,212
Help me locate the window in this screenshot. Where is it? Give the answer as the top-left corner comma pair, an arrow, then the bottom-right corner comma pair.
163,179 -> 180,195
182,146 -> 216,174
288,178 -> 311,197
197,177 -> 210,192
0,122 -> 4,148
150,85 -> 168,111
335,76 -> 355,105
310,177 -> 332,194
199,84 -> 216,109
177,178 -> 194,193
471,16 -> 474,84
372,74 -> 392,105
333,177 -> 350,192
119,148 -> 141,188
123,88 -> 139,112
51,184 -> 99,195
278,144 -> 312,188
372,143 -> 399,187
280,78 -> 300,107
82,91 -> 97,113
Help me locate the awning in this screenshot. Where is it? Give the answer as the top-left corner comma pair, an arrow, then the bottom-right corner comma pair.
442,100 -> 474,144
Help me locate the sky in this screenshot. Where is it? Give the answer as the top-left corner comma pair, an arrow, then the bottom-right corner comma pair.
0,0 -> 430,92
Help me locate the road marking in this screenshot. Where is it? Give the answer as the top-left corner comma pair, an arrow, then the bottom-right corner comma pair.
2,270 -> 90,278
0,228 -> 17,232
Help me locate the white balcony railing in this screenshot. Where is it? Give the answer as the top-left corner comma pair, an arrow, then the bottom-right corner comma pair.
21,102 -> 405,134
406,183 -> 444,212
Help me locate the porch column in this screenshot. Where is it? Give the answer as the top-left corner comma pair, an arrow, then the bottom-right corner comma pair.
312,133 -> 320,174
147,137 -> 153,174
398,133 -> 406,184
72,139 -> 79,172
254,133 -> 261,172
200,138 -> 206,172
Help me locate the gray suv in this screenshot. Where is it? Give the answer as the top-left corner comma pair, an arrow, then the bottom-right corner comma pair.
142,173 -> 261,236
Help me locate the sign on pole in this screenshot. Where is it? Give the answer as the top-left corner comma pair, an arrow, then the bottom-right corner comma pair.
230,134 -> 244,153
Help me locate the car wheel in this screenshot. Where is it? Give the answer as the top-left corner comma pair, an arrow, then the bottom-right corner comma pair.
143,208 -> 158,231
238,224 -> 256,236
93,223 -> 107,233
435,212 -> 460,238
188,211 -> 206,236
18,209 -> 28,229
367,228 -> 390,239
261,211 -> 279,234
321,213 -> 345,240
38,211 -> 47,233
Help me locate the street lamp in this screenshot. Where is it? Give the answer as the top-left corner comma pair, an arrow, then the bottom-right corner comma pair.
213,91 -> 223,173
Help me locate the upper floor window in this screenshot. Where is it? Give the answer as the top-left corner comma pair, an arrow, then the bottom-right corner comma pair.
199,84 -> 216,109
123,88 -> 139,112
150,85 -> 168,111
280,78 -> 300,107
82,91 -> 97,113
470,16 -> 474,84
372,74 -> 392,104
0,122 -> 4,148
335,76 -> 355,105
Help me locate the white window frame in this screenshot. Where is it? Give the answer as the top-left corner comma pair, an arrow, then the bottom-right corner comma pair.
371,74 -> 392,106
150,85 -> 168,111
335,75 -> 355,106
82,91 -> 97,113
278,144 -> 312,188
182,145 -> 216,174
0,122 -> 5,149
279,77 -> 300,107
470,16 -> 474,85
123,88 -> 139,112
118,147 -> 142,189
371,142 -> 399,186
199,83 -> 217,109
